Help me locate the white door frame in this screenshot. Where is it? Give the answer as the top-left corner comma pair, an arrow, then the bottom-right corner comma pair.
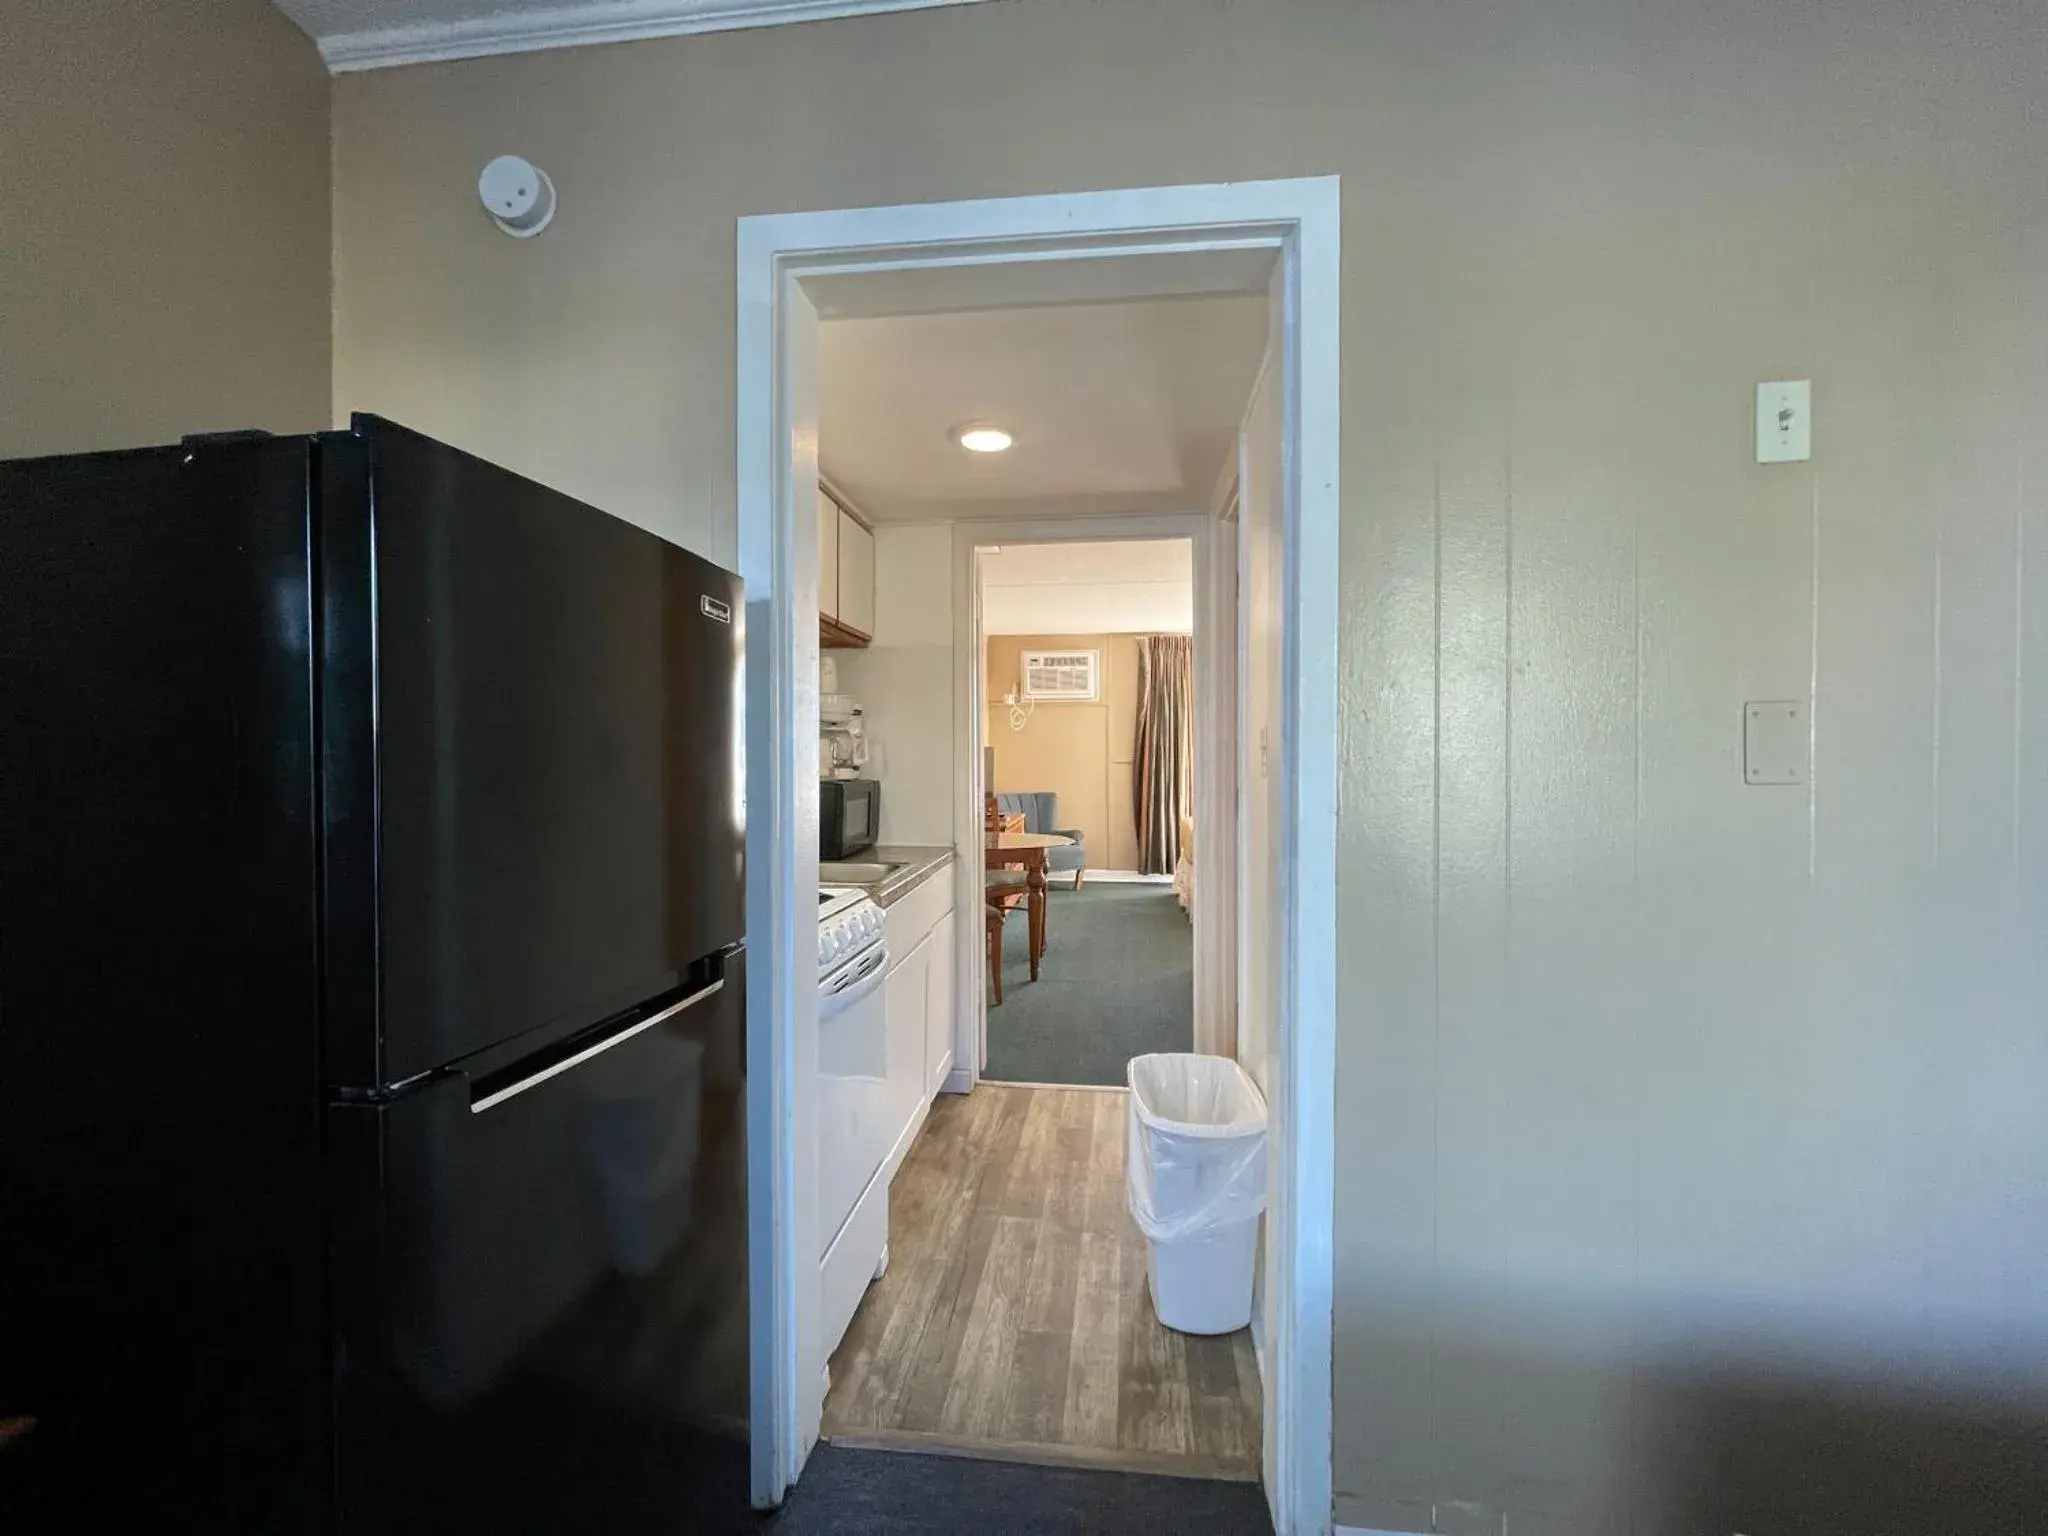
737,177 -> 1340,1536
953,513 -> 1226,1083
1207,447 -> 1244,1072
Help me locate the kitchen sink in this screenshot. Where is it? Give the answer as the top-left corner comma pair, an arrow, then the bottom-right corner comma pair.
820,860 -> 905,885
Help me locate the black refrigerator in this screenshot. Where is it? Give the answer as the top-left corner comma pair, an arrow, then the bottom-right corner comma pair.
0,417 -> 752,1532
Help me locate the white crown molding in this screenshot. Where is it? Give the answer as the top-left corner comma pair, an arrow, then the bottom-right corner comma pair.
318,0 -> 989,72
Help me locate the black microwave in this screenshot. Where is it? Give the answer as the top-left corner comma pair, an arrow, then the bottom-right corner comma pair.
820,778 -> 880,860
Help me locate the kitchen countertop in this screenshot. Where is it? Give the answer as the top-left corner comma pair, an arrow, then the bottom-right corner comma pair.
845,845 -> 954,908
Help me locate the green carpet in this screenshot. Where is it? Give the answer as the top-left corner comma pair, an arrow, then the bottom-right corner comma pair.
983,882 -> 1192,1087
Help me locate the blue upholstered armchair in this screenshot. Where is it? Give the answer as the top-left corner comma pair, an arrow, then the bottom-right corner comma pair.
993,791 -> 1087,888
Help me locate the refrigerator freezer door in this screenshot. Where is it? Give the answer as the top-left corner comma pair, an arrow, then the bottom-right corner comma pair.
329,954 -> 750,1534
336,418 -> 746,1085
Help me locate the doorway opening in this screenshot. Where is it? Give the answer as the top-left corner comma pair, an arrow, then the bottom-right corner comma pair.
820,512 -> 1248,1478
737,178 -> 1338,1535
977,541 -> 1198,1084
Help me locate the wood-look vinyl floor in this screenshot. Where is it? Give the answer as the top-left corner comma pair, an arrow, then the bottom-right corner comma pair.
822,1084 -> 1262,1483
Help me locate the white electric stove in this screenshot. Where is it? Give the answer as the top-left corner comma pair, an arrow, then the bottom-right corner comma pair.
818,885 -> 883,976
816,883 -> 891,1359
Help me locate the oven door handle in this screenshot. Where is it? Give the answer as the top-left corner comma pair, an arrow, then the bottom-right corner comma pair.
820,946 -> 888,1019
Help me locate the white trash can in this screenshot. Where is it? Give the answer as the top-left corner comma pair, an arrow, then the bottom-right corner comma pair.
1125,1052 -> 1268,1335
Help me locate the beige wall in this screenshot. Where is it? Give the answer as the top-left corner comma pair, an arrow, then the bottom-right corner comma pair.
0,0 -> 330,457
833,524 -> 955,846
985,634 -> 1144,872
330,4 -> 2048,1529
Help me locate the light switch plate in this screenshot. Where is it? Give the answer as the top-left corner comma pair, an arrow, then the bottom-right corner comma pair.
1744,701 -> 1807,785
1756,379 -> 1812,463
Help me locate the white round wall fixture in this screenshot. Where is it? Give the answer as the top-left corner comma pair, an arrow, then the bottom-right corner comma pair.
478,155 -> 556,238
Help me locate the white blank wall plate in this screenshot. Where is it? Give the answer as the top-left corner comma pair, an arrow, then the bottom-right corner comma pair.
1756,379 -> 1812,463
1744,700 -> 1808,785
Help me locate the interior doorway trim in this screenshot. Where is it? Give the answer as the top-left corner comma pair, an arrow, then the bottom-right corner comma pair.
737,177 -> 1339,1536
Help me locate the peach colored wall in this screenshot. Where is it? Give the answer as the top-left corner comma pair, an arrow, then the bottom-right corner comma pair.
984,633 -> 1144,872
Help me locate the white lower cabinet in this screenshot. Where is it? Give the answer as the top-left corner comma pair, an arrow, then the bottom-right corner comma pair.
883,932 -> 931,1155
879,867 -> 957,1181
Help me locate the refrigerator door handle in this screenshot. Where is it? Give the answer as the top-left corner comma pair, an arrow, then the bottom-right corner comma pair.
469,979 -> 724,1114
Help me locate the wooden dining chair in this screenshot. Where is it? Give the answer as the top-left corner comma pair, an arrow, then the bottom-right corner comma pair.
983,792 -> 1028,1002
985,900 -> 1008,1006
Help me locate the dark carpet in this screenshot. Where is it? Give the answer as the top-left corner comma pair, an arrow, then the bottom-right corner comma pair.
767,1444 -> 1273,1535
421,1431 -> 1268,1535
984,882 -> 1192,1087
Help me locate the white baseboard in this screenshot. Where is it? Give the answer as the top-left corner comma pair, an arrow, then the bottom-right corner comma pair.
1076,868 -> 1173,884
981,1079 -> 1127,1093
1336,1528 -> 1428,1536
941,1066 -> 974,1095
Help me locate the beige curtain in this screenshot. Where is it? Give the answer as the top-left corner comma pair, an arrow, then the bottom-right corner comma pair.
1132,634 -> 1194,876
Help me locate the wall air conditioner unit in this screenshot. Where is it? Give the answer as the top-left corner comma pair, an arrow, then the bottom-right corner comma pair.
1020,648 -> 1100,702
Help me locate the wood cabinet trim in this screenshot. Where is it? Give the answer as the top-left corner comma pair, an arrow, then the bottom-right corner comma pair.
820,612 -> 870,649
817,475 -> 873,532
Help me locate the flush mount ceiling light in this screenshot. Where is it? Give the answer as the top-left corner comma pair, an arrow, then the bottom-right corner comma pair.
952,423 -> 1014,454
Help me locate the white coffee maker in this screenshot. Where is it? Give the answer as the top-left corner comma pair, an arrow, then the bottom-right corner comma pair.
818,653 -> 867,779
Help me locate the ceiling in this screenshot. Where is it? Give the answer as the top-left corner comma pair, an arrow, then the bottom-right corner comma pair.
272,0 -> 989,71
980,540 -> 1193,636
819,294 -> 1268,525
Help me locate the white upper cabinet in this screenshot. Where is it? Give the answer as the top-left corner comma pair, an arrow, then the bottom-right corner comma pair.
817,486 -> 841,623
819,484 -> 875,644
836,511 -> 875,638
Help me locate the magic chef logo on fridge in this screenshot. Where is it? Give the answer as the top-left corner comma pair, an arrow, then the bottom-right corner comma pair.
700,595 -> 731,625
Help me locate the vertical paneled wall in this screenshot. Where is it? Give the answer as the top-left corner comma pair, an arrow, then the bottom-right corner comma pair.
1335,7 -> 2048,1530
328,1 -> 2048,1527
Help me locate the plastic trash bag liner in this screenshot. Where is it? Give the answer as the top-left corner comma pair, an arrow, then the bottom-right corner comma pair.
1125,1052 -> 1268,1244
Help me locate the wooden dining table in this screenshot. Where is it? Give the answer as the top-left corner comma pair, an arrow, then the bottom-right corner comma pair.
984,830 -> 1074,982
